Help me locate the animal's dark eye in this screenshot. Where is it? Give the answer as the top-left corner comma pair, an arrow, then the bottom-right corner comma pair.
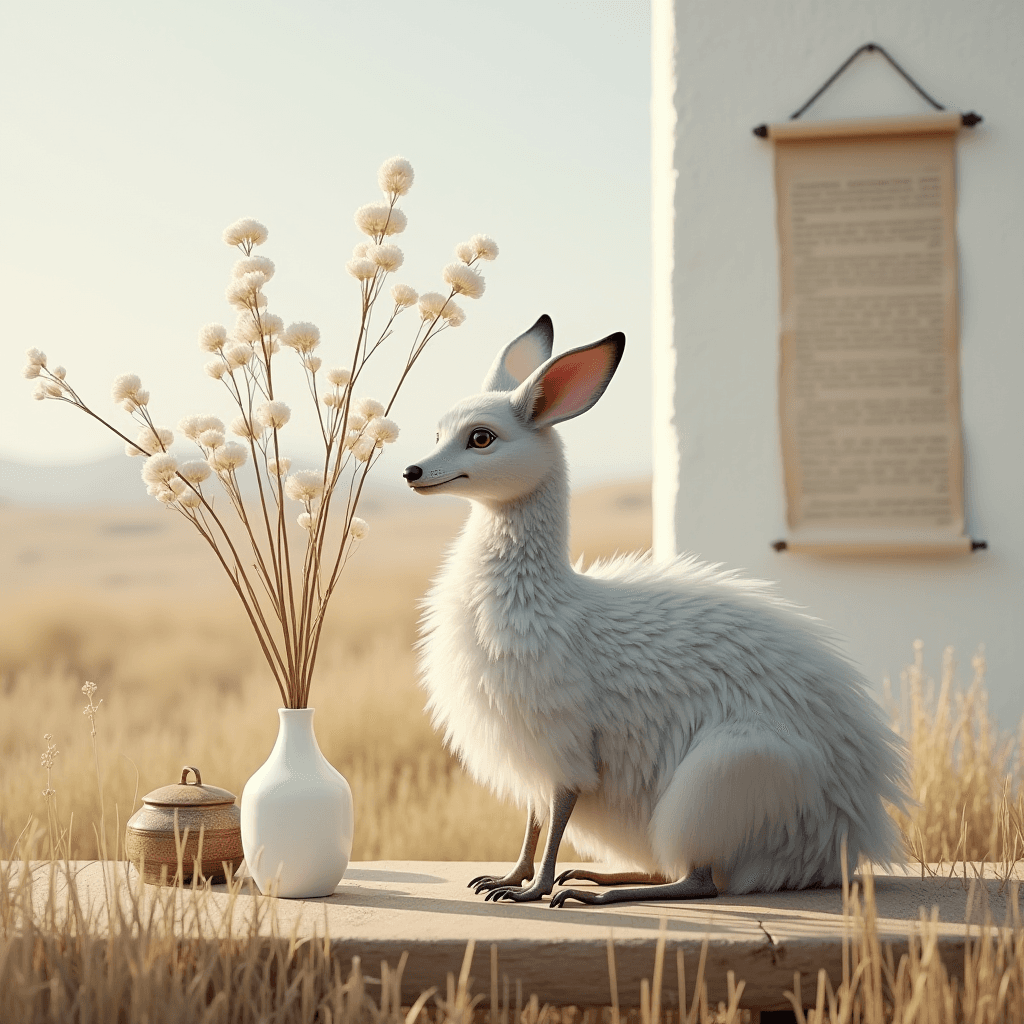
468,428 -> 496,449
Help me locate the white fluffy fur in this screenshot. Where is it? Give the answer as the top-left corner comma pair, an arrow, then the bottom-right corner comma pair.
412,327 -> 909,895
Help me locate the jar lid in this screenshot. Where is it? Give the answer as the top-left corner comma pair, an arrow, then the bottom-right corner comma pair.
142,766 -> 237,808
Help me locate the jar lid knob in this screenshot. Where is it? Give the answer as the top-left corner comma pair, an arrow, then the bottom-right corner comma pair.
180,765 -> 202,786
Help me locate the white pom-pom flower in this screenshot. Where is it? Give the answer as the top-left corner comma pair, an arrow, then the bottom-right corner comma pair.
346,258 -> 376,281
179,415 -> 209,440
302,354 -> 322,373
260,313 -> 284,338
267,457 -> 291,477
111,373 -> 143,404
178,418 -> 200,442
365,417 -> 400,444
257,400 -> 290,430
232,312 -> 263,344
232,255 -> 275,280
179,490 -> 203,509
354,397 -> 385,420
226,275 -> 266,308
23,363 -> 42,379
205,359 -> 228,380
230,415 -> 259,440
391,283 -> 418,308
352,436 -> 376,463
33,380 -> 63,399
352,242 -> 370,258
442,262 -> 485,299
349,517 -> 369,540
325,367 -> 351,387
141,453 -> 179,484
224,342 -> 254,369
198,324 -> 228,353
26,348 -> 47,368
180,414 -> 224,440
152,486 -> 178,506
198,428 -> 225,449
135,425 -> 174,453
470,234 -> 499,260
418,292 -> 449,320
52,366 -> 66,380
366,243 -> 404,272
443,302 -> 466,327
178,460 -> 211,484
378,157 -> 414,198
322,391 -> 339,408
284,470 -> 324,503
455,242 -> 476,264
223,218 -> 269,248
283,322 -> 320,353
297,512 -> 313,531
353,202 -> 407,237
209,441 -> 248,472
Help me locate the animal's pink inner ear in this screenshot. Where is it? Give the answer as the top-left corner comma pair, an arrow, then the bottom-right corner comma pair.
533,346 -> 614,425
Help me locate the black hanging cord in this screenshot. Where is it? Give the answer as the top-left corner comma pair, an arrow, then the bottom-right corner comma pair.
752,43 -> 982,137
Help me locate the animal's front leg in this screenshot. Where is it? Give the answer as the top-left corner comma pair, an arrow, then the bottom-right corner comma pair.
486,788 -> 577,903
470,803 -> 542,893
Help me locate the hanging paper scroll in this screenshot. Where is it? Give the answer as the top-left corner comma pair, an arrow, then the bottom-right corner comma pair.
772,112 -> 969,555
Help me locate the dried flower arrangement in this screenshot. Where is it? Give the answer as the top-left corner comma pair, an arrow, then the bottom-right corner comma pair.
24,157 -> 497,710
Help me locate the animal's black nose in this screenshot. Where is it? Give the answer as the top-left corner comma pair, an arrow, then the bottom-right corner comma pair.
403,465 -> 423,482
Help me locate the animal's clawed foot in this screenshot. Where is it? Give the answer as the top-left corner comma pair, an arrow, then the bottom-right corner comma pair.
469,871 -> 534,895
554,868 -> 594,886
549,887 -> 602,908
483,881 -> 552,903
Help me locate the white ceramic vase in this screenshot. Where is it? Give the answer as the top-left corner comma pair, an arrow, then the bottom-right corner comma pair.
240,708 -> 354,898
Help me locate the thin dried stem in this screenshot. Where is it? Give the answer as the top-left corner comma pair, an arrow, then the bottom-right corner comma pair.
24,193 -> 496,709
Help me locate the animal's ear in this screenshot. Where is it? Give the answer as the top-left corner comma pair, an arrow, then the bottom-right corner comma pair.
481,315 -> 554,392
511,332 -> 625,428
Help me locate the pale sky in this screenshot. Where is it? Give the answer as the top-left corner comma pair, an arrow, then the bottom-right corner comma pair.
1,0 -> 652,489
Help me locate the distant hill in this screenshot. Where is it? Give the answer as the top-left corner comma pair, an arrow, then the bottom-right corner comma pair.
1,454 -> 570,517
0,454 -> 152,507
0,454 -> 406,509
0,454 -> 653,513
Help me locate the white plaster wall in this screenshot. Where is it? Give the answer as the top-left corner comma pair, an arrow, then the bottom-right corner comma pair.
652,0 -> 1024,727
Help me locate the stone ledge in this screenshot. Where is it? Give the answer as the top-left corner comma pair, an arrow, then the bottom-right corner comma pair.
14,860 -> 1023,1011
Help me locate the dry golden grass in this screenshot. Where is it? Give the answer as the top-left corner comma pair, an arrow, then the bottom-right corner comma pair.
888,641 -> 1024,871
0,481 -> 652,862
3,834 -> 1023,1022
4,480 -> 1024,1021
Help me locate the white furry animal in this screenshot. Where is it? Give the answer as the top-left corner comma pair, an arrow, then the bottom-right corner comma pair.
404,316 -> 909,906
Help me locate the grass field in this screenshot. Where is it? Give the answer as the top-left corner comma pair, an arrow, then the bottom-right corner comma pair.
3,479 -> 1024,1022
1,477 -> 1021,867
0,479 -> 653,862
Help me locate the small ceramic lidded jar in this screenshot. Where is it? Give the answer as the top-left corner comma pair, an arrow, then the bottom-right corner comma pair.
126,766 -> 243,885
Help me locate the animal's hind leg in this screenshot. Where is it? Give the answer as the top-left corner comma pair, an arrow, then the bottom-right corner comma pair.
549,865 -> 717,908
554,868 -> 670,886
